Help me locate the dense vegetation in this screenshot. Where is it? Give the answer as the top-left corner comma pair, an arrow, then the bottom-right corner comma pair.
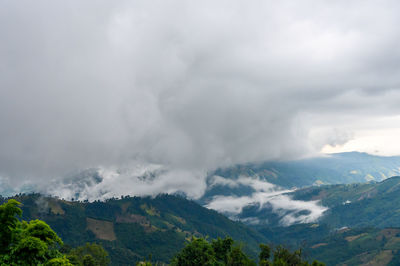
0,199 -> 109,265
292,176 -> 400,228
306,227 -> 400,265
1,199 -> 326,265
167,236 -> 324,266
249,176 -> 400,265
5,174 -> 400,266
0,194 -> 267,264
216,175 -> 400,230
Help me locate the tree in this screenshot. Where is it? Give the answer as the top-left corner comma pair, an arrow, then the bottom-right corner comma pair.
0,199 -> 22,253
46,256 -> 74,266
259,243 -> 271,266
259,244 -> 325,266
0,199 -> 111,266
171,236 -> 255,266
227,245 -> 256,266
212,237 -> 234,264
170,237 -> 217,266
273,245 -> 304,265
67,243 -> 110,266
0,199 -> 68,265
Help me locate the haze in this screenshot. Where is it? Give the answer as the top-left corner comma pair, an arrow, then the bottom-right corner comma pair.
1,0 -> 400,195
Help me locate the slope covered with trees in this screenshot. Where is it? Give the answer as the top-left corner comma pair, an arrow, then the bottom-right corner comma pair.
6,174 -> 400,265
0,199 -> 109,265
292,176 -> 400,228
0,198 -> 327,265
0,194 -> 267,265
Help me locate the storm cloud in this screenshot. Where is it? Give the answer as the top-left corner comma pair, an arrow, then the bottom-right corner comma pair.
1,0 -> 400,195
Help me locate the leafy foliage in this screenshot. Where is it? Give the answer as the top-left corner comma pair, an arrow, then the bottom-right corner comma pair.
169,237 -> 324,266
67,243 -> 110,266
171,237 -> 218,266
0,199 -> 110,266
0,199 -> 67,265
0,199 -> 22,253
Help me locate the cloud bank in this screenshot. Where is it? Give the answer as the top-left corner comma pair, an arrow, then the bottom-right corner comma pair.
205,176 -> 327,226
45,166 -> 208,202
1,1 -> 400,195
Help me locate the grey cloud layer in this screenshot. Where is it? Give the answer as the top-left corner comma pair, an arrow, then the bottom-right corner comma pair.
1,0 -> 400,187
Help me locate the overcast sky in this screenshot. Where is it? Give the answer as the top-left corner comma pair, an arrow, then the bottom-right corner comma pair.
2,0 -> 400,191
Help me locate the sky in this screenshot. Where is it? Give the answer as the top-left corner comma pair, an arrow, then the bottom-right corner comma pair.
1,0 -> 400,197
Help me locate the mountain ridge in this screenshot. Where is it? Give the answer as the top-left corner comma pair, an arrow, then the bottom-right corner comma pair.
0,193 -> 266,265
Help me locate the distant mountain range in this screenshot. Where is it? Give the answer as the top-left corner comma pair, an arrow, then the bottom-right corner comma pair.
211,152 -> 400,188
3,152 -> 400,265
207,174 -> 400,229
4,174 -> 400,265
251,176 -> 400,265
3,151 -> 399,200
200,152 -> 400,227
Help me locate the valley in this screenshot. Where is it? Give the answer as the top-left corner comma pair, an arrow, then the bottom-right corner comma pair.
3,152 -> 400,265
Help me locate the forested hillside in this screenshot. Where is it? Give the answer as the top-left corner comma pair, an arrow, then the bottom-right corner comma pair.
4,175 -> 400,265
292,176 -> 400,228
0,194 -> 266,265
246,176 -> 400,265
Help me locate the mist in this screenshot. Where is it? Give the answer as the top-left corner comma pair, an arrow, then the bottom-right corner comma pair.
205,175 -> 328,226
1,0 -> 400,197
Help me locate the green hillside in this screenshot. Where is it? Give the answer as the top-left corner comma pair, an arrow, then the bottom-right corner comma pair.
293,176 -> 400,228
245,176 -> 400,265
253,223 -> 400,265
306,227 -> 400,266
0,194 -> 266,265
231,175 -> 400,230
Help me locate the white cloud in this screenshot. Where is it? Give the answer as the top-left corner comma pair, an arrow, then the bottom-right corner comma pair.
1,0 -> 400,195
205,176 -> 328,226
44,166 -> 207,202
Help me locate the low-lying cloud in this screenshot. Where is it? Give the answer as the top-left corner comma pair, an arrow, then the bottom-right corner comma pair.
42,166 -> 208,202
205,176 -> 328,226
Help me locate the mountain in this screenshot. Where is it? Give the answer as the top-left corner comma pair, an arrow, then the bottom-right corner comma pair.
0,194 -> 266,265
258,224 -> 400,266
292,176 -> 400,228
307,227 -> 400,266
254,224 -> 400,266
199,153 -> 400,228
3,152 -> 400,265
243,176 -> 400,265
211,152 -> 400,188
226,175 -> 400,229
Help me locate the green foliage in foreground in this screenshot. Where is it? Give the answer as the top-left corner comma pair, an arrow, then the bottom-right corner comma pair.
66,243 -> 110,266
136,236 -> 325,266
0,199 -> 66,265
0,199 -> 109,266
